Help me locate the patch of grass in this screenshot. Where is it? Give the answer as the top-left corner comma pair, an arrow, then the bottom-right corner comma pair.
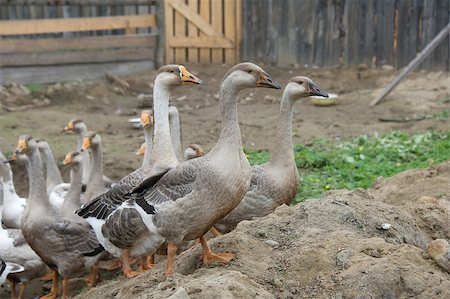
24,83 -> 46,92
434,109 -> 450,120
245,131 -> 450,204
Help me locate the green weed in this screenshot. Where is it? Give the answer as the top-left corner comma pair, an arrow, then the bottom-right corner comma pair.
245,131 -> 450,204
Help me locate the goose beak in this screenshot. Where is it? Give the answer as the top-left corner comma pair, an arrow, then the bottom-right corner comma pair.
197,149 -> 205,157
16,139 -> 27,154
136,144 -> 145,156
140,112 -> 152,127
179,66 -> 203,85
64,121 -> 74,132
81,137 -> 91,150
256,71 -> 281,89
4,153 -> 17,163
308,82 -> 328,98
63,154 -> 72,165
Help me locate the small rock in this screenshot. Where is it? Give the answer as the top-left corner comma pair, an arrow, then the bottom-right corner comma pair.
176,95 -> 187,101
381,223 -> 391,230
382,64 -> 394,71
167,287 -> 191,299
264,240 -> 280,247
357,63 -> 368,71
264,95 -> 278,103
428,239 -> 450,273
86,95 -> 94,101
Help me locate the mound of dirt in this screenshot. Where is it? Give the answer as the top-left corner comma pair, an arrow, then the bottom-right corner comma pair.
75,161 -> 450,299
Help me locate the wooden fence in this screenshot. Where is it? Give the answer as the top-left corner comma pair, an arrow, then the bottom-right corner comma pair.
0,0 -> 159,84
242,0 -> 450,70
164,0 -> 241,64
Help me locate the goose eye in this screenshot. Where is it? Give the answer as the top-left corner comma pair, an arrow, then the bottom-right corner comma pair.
247,70 -> 253,73
169,70 -> 175,73
299,81 -> 304,84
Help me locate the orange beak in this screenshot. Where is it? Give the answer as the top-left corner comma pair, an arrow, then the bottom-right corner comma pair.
179,66 -> 203,85
81,137 -> 91,150
64,120 -> 74,132
136,143 -> 146,156
8,152 -> 17,162
140,112 -> 152,128
16,139 -> 27,154
63,153 -> 73,165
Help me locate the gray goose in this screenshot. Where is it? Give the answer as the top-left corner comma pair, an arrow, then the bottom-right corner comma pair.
127,62 -> 281,277
37,140 -> 69,211
76,65 -> 203,278
0,161 -> 49,299
64,119 -> 114,188
214,76 -> 328,234
80,131 -> 108,205
13,135 -> 105,299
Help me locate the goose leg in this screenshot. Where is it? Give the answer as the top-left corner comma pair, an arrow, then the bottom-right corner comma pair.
209,227 -> 223,237
139,255 -> 154,272
147,254 -> 155,268
62,277 -> 70,299
165,242 -> 178,278
199,235 -> 235,265
40,271 -> 54,281
122,249 -> 139,278
9,281 -> 16,299
98,258 -> 121,271
85,264 -> 99,287
40,271 -> 58,299
17,283 -> 27,299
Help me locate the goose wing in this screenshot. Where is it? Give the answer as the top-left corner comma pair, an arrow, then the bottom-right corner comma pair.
131,161 -> 198,214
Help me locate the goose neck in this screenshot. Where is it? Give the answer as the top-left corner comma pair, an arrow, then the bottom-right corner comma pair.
215,80 -> 242,148
150,82 -> 178,164
87,144 -> 104,189
270,91 -> 296,166
143,126 -> 153,167
26,147 -> 51,209
62,163 -> 82,214
41,145 -> 63,189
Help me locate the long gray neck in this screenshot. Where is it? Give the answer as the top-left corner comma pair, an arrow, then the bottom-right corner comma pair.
86,144 -> 104,192
40,144 -> 63,191
76,126 -> 91,184
75,125 -> 88,150
0,159 -> 14,189
270,90 -> 296,166
169,107 -> 184,162
26,147 -> 51,210
150,81 -> 178,165
143,126 -> 153,167
62,163 -> 82,214
211,78 -> 242,151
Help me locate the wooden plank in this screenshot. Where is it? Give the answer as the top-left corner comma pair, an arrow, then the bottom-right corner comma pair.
170,0 -> 221,37
374,0 -> 395,66
174,0 -> 186,63
223,0 -> 235,64
168,36 -> 233,48
0,15 -> 156,36
0,34 -> 157,54
1,1 -> 156,6
240,0 -> 252,62
187,0 -> 198,63
0,48 -> 155,67
371,22 -> 450,106
421,0 -> 436,69
0,61 -> 155,85
164,0 -> 174,63
235,0 -> 242,63
432,0 -> 449,69
211,0 -> 223,63
155,0 -> 165,67
199,0 -> 211,63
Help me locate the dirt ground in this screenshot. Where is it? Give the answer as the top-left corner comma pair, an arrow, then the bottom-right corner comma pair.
0,64 -> 449,298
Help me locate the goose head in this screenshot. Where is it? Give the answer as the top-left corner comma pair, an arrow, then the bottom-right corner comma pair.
140,110 -> 154,128
64,119 -> 87,133
221,62 -> 281,90
184,144 -> 205,160
63,151 -> 83,166
136,143 -> 146,156
155,65 -> 203,88
286,76 -> 328,99
81,131 -> 101,151
14,135 -> 37,156
36,139 -> 50,151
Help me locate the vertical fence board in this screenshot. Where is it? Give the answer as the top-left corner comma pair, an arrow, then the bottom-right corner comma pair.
433,0 -> 449,69
187,0 -> 199,63
164,0 -> 174,63
323,0 -> 342,67
211,0 -> 223,63
199,0 -> 211,63
174,3 -> 185,63
224,0 -> 235,64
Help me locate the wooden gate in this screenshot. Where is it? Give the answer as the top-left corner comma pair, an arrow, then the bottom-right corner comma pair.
164,0 -> 241,64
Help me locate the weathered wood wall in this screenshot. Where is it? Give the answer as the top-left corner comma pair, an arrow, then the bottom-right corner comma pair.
0,0 -> 159,84
242,0 -> 450,70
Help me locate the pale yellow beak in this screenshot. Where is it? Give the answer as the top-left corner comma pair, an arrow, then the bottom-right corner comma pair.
64,121 -> 74,132
16,139 -> 27,154
140,112 -> 152,127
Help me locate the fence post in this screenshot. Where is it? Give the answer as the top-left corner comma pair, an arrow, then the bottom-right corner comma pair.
155,0 -> 165,67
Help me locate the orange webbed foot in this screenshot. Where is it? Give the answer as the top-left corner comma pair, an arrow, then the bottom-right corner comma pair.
202,252 -> 235,265
40,271 -> 54,282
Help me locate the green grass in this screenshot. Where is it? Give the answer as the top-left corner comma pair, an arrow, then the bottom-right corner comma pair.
245,131 -> 450,204
24,83 -> 46,92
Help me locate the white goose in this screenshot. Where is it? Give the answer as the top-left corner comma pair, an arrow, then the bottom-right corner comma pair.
0,152 -> 26,229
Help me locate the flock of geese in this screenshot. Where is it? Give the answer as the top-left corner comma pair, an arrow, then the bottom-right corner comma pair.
0,62 -> 328,299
